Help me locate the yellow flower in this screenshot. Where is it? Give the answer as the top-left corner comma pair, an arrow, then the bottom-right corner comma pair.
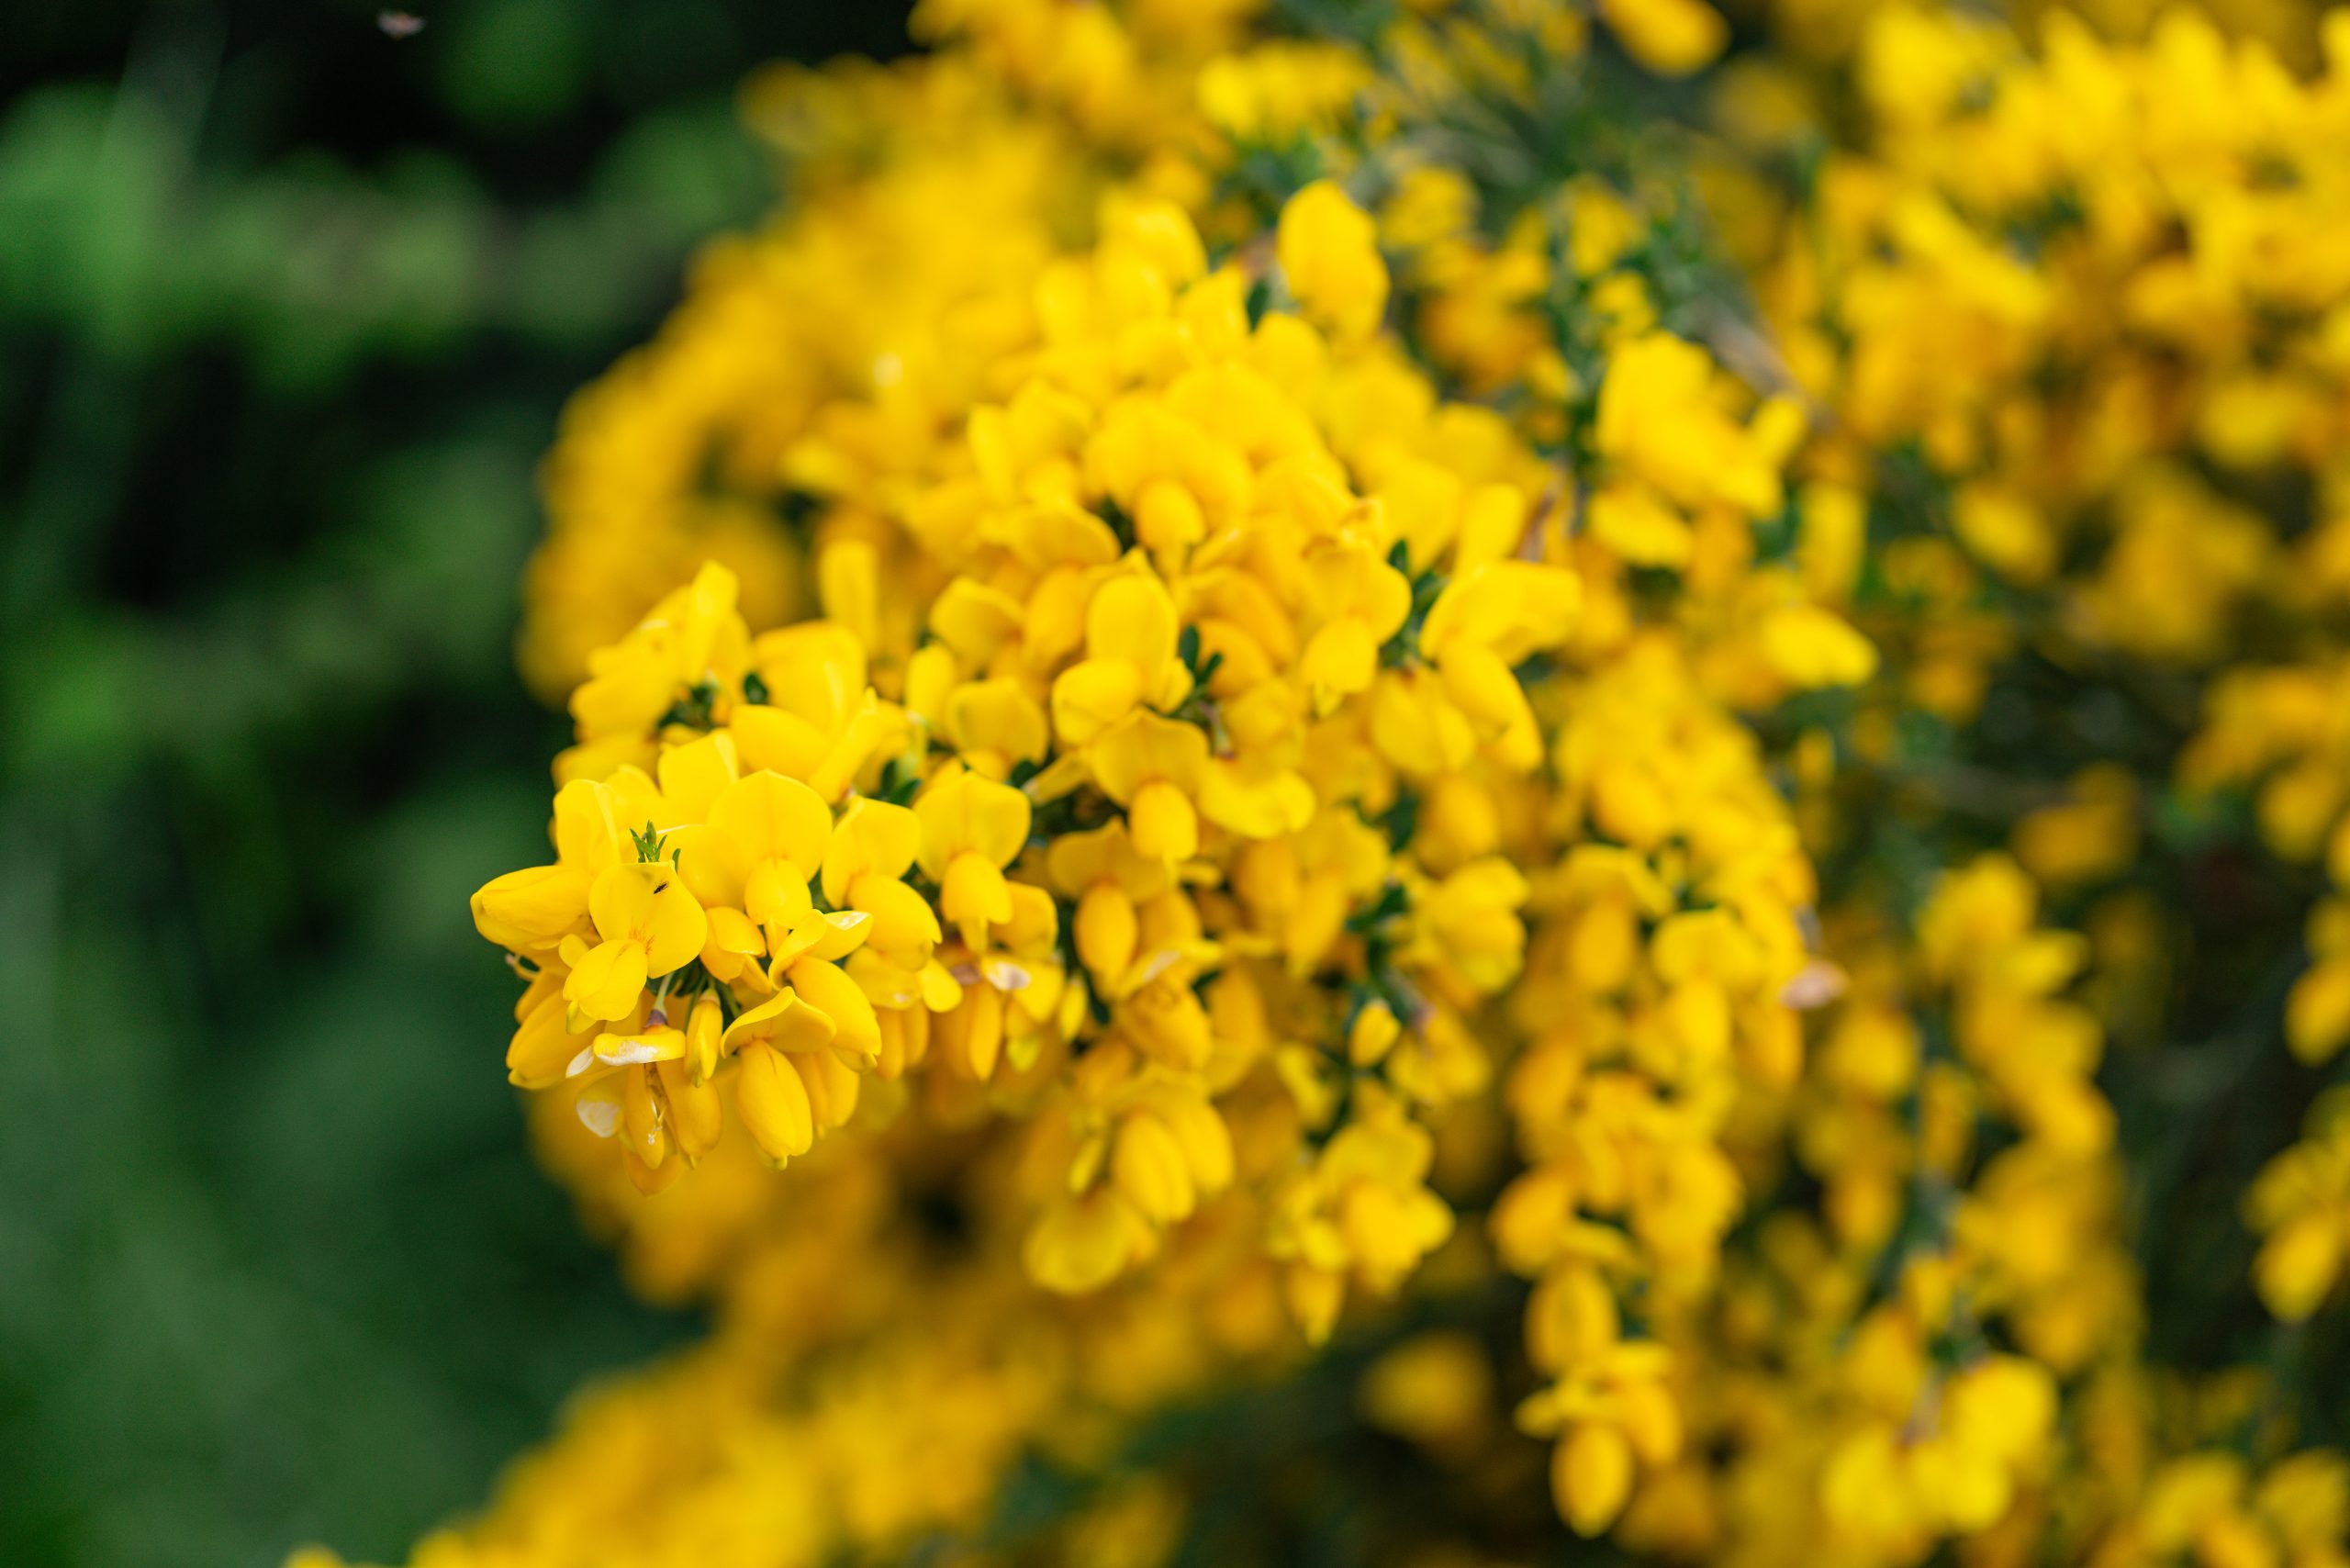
1269,1088 -> 1454,1341
1758,603 -> 1878,689
1595,333 -> 1791,521
1046,820 -> 1174,985
1298,540 -> 1412,712
914,765 -> 1034,950
1417,561 -> 1583,766
1049,568 -> 1192,745
671,773 -> 871,991
1024,1186 -> 1156,1294
1404,857 -> 1531,995
1277,179 -> 1389,343
470,773 -> 663,956
559,864 -> 708,1026
1089,711 -> 1212,864
1596,0 -> 1728,77
2247,1092 -> 2350,1323
737,623 -> 907,802
820,798 -> 941,962
574,565 -> 744,722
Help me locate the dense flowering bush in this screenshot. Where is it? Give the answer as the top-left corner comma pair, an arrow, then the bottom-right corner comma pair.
303,1 -> 2350,1564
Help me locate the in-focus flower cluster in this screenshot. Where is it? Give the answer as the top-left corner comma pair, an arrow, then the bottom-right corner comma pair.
478,165 -> 1819,1383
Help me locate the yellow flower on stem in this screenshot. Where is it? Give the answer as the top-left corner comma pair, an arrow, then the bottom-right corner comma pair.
1298,539 -> 1412,713
1417,561 -> 1582,767
821,798 -> 942,964
672,771 -> 843,965
737,622 -> 908,802
915,765 -> 1035,951
468,773 -> 658,955
1278,179 -> 1389,343
1049,566 -> 1192,745
1268,1086 -> 1455,1342
1090,711 -> 1212,864
1046,820 -> 1174,988
559,863 -> 708,1027
2246,1091 -> 2350,1323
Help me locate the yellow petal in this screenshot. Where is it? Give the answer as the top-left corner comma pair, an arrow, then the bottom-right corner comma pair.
562,938 -> 647,1024
1131,781 -> 1199,864
1076,883 -> 1139,980
733,1042 -> 813,1162
506,988 -> 588,1090
1285,1262 -> 1345,1345
1086,571 -> 1177,675
744,857 -> 814,933
1050,658 -> 1146,746
817,536 -> 878,648
658,1056 -> 722,1156
786,958 -> 882,1060
722,989 -> 836,1055
821,798 -> 921,905
1113,1114 -> 1196,1224
685,991 -> 723,1081
711,771 -> 834,874
730,704 -> 829,781
1024,1191 -> 1148,1294
655,731 -> 739,820
1348,1000 -> 1402,1068
2287,959 -> 2350,1065
2255,1211 -> 2344,1323
964,776 -> 1034,867
1586,484 -> 1693,566
1090,711 -> 1210,803
795,1047 -> 861,1130
1199,762 -> 1315,839
1277,179 -> 1388,342
552,777 -> 629,871
573,1077 -> 624,1139
942,853 -> 1013,949
928,577 -> 1024,666
920,958 -> 966,1013
804,908 -> 873,963
938,982 -> 1005,1079
917,769 -> 1033,874
704,904 -> 766,961
1553,1424 -> 1634,1538
1761,605 -> 1879,689
643,879 -> 708,976
1436,642 -> 1532,738
849,873 -> 943,955
1597,0 -> 1727,75
1302,618 -> 1380,702
591,1026 -> 685,1067
667,822 -> 750,913
621,1067 -> 666,1169
470,864 -> 590,952
807,698 -> 905,803
588,863 -> 660,944
946,678 -> 1049,765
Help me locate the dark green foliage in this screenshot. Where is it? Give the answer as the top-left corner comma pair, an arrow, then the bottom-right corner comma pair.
0,4 -> 908,1564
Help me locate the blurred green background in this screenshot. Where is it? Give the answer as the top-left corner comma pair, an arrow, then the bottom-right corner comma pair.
0,4 -> 906,1563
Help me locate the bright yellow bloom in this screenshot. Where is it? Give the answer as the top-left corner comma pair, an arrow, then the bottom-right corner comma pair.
1277,179 -> 1390,343
915,765 -> 1034,952
560,865 -> 707,1026
1597,0 -> 1728,76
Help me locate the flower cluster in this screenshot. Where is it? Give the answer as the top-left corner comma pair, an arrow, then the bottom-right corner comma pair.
486,179 -> 1585,1320
308,1 -> 2350,1565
